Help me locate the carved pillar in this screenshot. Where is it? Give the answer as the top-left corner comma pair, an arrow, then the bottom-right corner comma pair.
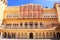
27,33 -> 29,39
28,22 -> 30,29
0,32 -> 2,38
23,22 -> 25,29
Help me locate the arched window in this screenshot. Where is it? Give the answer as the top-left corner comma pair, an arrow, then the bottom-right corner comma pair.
25,22 -> 28,29
40,23 -> 43,25
35,22 -> 38,28
53,32 -> 56,39
13,14 -> 19,18
46,32 -> 49,39
20,23 -> 23,26
43,32 -> 45,39
29,22 -> 33,29
50,32 -> 52,39
35,33 -> 38,39
23,33 -> 27,39
6,24 -> 12,29
39,32 -> 41,39
6,14 -> 12,19
13,24 -> 18,29
18,33 -> 20,39
40,22 -> 44,29
20,22 -> 23,28
21,33 -> 23,39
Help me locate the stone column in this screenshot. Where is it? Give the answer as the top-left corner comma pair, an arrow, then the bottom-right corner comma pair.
52,33 -> 54,38
15,33 -> 18,39
51,32 -> 53,39
18,33 -> 20,39
55,32 -> 57,39
11,24 -> 13,29
0,32 -> 2,38
6,33 -> 8,38
38,22 -> 40,29
27,33 -> 29,39
34,33 -> 35,39
10,33 -> 12,39
43,32 -> 45,39
22,22 -> 25,29
33,22 -> 35,29
27,22 -> 29,29
45,32 -> 46,39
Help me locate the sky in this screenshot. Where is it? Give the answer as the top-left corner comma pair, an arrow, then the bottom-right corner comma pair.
8,0 -> 60,8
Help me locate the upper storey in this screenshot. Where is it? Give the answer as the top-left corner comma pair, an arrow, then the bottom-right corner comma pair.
4,4 -> 57,19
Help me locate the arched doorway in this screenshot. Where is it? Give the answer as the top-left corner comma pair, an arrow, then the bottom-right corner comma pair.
29,33 -> 33,39
3,32 -> 7,38
12,32 -> 16,38
8,33 -> 11,38
57,32 -> 60,39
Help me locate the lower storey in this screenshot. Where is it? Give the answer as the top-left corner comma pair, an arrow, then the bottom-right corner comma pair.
0,29 -> 60,39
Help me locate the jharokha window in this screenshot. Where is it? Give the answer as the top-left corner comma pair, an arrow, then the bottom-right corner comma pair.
7,14 -> 12,18
28,5 -> 33,10
24,6 -> 28,10
23,13 -> 28,18
33,5 -> 38,10
20,6 -> 24,11
28,12 -> 33,18
33,13 -> 38,18
20,13 -> 23,18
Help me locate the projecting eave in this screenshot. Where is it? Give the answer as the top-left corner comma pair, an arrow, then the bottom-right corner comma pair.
5,6 -> 20,10
19,3 -> 43,6
43,8 -> 55,10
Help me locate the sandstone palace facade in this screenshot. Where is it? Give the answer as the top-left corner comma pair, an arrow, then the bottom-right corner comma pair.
0,0 -> 60,39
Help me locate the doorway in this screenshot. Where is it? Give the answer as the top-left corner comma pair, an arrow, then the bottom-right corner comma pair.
29,33 -> 33,39
57,32 -> 60,39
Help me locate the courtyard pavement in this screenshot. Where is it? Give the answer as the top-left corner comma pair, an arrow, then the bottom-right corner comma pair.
0,39 -> 60,40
